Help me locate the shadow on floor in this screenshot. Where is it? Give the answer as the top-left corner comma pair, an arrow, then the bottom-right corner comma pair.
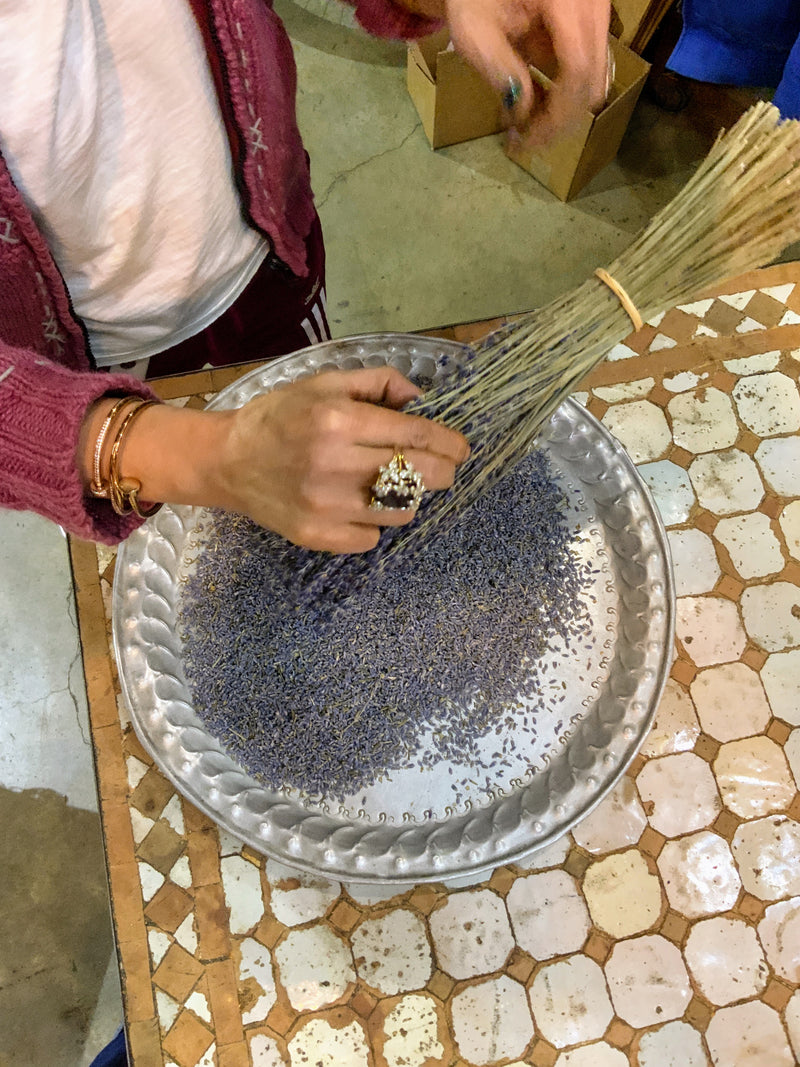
0,787 -> 115,1067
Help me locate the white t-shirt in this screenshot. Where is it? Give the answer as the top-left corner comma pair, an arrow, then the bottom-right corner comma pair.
0,0 -> 268,366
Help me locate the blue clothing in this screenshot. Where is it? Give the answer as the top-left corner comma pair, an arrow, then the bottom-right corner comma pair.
667,0 -> 800,118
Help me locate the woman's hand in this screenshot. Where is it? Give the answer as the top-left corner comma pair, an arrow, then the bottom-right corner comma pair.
400,0 -> 612,144
82,368 -> 470,553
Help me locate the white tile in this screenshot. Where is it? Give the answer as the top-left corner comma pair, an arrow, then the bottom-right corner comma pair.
723,351 -> 780,374
351,909 -> 432,995
758,897 -> 800,982
787,729 -> 800,787
635,460 -> 699,527
506,870 -> 590,958
220,855 -> 264,935
719,290 -> 755,310
688,449 -> 764,515
780,308 -> 800,326
675,596 -> 747,667
668,388 -> 739,453
274,926 -> 355,1011
741,583 -> 800,652
217,828 -> 245,857
649,332 -> 677,351
755,437 -> 800,495
641,678 -> 700,757
714,513 -> 784,579
344,883 -> 408,906
762,650 -> 800,725
428,889 -> 514,979
677,298 -> 715,316
656,831 -> 741,918
705,1001 -> 795,1066
554,1043 -> 628,1066
693,323 -> 718,338
156,989 -> 180,1033
126,755 -> 149,791
514,834 -> 571,871
668,529 -> 720,595
451,976 -> 533,1062
529,955 -> 613,1048
571,776 -> 647,851
287,1017 -> 369,1067
637,752 -> 721,837
736,316 -> 767,334
138,861 -> 164,903
604,935 -> 692,1028
238,936 -> 277,1024
779,500 -> 800,558
173,912 -> 197,955
185,989 -> 211,1024
601,400 -> 671,463
583,850 -> 662,938
733,372 -> 800,435
593,377 -> 653,401
160,795 -> 185,836
662,371 -> 703,393
170,855 -> 192,891
248,1033 -> 284,1067
265,858 -> 339,927
636,1021 -> 708,1067
731,816 -> 800,900
607,342 -> 639,361
760,283 -> 795,302
714,737 -> 796,819
684,916 -> 768,1005
647,311 -> 666,327
690,662 -> 772,742
130,808 -> 155,845
381,994 -> 444,1067
148,929 -> 171,967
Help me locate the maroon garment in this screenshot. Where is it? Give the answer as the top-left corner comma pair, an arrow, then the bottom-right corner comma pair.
0,0 -> 441,544
143,213 -> 330,378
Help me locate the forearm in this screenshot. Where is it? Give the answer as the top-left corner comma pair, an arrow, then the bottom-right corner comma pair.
78,397 -> 239,514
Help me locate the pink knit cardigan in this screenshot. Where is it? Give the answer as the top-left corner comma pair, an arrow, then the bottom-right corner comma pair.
0,0 -> 438,544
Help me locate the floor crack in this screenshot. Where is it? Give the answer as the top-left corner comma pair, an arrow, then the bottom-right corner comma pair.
315,123 -> 420,208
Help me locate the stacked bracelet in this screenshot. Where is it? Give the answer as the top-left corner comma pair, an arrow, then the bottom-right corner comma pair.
89,396 -> 163,519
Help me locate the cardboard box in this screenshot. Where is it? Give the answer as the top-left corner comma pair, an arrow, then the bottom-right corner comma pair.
505,36 -> 650,201
407,28 -> 505,149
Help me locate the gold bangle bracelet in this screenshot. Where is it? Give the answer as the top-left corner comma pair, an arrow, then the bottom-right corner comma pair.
107,399 -> 163,518
89,396 -> 140,498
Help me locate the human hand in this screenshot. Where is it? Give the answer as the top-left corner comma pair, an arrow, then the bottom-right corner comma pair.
213,366 -> 469,552
401,0 -> 612,144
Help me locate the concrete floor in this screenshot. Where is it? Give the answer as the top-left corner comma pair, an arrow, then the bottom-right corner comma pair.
0,5 -> 772,1064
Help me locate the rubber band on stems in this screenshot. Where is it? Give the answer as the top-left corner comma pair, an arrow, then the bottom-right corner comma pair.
594,268 -> 643,332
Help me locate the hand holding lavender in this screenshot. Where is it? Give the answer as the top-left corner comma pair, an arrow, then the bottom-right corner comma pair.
79,366 -> 469,553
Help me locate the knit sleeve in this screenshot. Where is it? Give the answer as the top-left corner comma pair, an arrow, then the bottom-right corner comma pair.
343,0 -> 443,39
0,342 -> 159,544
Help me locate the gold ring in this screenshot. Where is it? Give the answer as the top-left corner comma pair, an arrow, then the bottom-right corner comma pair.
369,452 -> 425,511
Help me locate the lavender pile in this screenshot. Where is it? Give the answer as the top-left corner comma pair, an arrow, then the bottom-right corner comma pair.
178,449 -> 592,801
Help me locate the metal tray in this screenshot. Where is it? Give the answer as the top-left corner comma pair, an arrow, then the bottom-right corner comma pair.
113,334 -> 675,883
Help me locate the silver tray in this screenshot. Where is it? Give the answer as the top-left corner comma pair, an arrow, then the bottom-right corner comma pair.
113,334 -> 675,883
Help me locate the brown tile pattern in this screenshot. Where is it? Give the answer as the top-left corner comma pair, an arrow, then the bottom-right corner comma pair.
69,261 -> 800,1065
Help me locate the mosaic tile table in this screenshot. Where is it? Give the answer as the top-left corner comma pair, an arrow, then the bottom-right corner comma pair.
70,262 -> 800,1067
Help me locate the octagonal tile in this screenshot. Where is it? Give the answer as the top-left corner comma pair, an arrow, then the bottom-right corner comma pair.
683,916 -> 768,1005
505,869 -> 590,960
451,976 -> 533,1063
668,529 -> 721,596
755,438 -> 800,495
668,388 -> 739,453
758,897 -> 800,982
714,737 -> 796,819
656,831 -> 741,917
529,955 -> 613,1048
761,650 -> 800,726
428,889 -> 514,980
604,935 -> 692,1028
637,752 -> 721,837
731,816 -> 800,900
583,850 -> 662,939
640,679 -> 700,757
690,663 -> 771,742
688,449 -> 764,515
601,400 -> 672,462
714,513 -> 785,580
732,372 -> 800,435
675,597 -> 747,667
351,909 -> 432,996
572,777 -> 647,851
705,1000 -> 794,1066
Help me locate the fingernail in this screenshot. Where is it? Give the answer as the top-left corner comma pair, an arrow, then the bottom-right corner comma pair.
502,76 -> 522,111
